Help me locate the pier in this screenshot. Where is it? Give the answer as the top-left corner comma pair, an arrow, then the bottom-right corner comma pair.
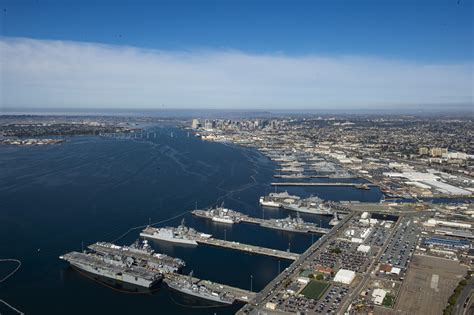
192,210 -> 330,234
271,182 -> 375,188
196,237 -> 300,260
164,273 -> 256,303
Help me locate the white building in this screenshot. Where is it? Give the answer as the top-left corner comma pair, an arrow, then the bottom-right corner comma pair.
372,288 -> 387,305
333,269 -> 356,284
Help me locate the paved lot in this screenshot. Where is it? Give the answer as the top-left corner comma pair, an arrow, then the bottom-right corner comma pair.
392,255 -> 468,315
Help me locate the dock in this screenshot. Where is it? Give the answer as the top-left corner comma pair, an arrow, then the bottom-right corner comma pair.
271,182 -> 375,188
192,210 -> 330,234
196,237 -> 300,261
240,217 -> 330,234
164,273 -> 256,303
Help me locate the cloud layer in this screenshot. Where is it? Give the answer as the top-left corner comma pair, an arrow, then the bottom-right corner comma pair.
1,37 -> 472,109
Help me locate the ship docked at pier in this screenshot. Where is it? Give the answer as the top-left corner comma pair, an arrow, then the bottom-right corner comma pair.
193,206 -> 330,235
260,192 -> 332,215
60,239 -> 190,288
140,219 -> 212,245
282,196 -> 332,215
192,206 -> 247,224
166,272 -> 236,305
259,191 -> 300,208
60,251 -> 163,288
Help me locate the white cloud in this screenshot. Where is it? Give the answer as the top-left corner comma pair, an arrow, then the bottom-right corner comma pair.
0,37 -> 472,109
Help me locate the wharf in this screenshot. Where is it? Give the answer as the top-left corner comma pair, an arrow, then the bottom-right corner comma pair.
164,273 -> 256,303
196,237 -> 300,261
192,210 -> 330,234
271,182 -> 375,187
240,217 -> 329,234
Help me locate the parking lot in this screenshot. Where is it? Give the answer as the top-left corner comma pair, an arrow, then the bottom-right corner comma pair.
380,217 -> 419,272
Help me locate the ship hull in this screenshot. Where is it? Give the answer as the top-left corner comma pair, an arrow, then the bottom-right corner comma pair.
140,233 -> 198,245
211,217 -> 235,224
259,199 -> 281,208
167,283 -> 234,305
69,261 -> 160,288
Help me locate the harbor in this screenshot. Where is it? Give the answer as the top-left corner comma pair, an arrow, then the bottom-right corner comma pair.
271,182 -> 374,188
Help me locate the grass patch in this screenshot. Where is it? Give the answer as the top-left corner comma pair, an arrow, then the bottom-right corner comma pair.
301,280 -> 330,300
382,293 -> 395,307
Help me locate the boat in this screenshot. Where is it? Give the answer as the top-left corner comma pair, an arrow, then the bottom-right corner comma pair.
140,219 -> 212,245
167,272 -> 235,305
60,251 -> 163,288
281,196 -> 332,215
192,206 -> 245,224
260,213 -> 323,233
89,240 -> 186,273
259,191 -> 300,208
329,212 -> 341,226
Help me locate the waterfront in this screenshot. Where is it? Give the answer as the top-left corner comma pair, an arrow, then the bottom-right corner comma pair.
0,124 -> 382,314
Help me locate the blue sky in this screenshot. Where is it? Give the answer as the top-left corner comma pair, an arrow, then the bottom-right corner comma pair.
1,0 -> 473,109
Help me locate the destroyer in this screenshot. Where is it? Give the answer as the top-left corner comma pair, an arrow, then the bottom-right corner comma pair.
260,213 -> 326,234
167,272 -> 235,305
192,206 -> 248,224
140,219 -> 212,245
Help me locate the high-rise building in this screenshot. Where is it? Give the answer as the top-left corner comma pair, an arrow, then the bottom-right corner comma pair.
191,119 -> 201,129
419,147 -> 429,155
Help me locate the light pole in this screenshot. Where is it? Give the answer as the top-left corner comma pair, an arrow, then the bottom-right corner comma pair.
278,260 -> 281,274
224,229 -> 227,241
250,275 -> 253,292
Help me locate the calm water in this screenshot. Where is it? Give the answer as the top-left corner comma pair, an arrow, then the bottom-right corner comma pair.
0,124 -> 382,314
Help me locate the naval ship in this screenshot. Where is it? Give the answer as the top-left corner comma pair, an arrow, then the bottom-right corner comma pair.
140,219 -> 212,245
260,213 -> 323,233
281,196 -> 332,215
167,272 -> 235,305
192,206 -> 247,224
60,251 -> 163,288
89,240 -> 185,273
259,191 -> 301,208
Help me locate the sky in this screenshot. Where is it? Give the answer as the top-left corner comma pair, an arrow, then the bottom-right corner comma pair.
0,0 -> 473,110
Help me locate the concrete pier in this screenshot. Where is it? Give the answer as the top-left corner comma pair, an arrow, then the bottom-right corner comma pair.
192,210 -> 330,234
197,237 -> 300,260
271,182 -> 374,188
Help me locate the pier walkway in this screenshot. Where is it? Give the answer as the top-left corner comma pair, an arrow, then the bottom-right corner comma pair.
197,237 -> 300,261
192,210 -> 330,234
271,182 -> 375,187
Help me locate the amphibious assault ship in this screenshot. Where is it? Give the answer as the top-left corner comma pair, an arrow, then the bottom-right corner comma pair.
60,251 -> 163,288
89,240 -> 185,273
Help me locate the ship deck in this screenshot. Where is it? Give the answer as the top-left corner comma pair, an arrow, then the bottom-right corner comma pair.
164,273 -> 256,303
88,243 -> 181,271
61,252 -> 161,281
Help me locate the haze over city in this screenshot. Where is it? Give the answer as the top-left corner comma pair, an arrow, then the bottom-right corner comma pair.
1,0 -> 472,110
